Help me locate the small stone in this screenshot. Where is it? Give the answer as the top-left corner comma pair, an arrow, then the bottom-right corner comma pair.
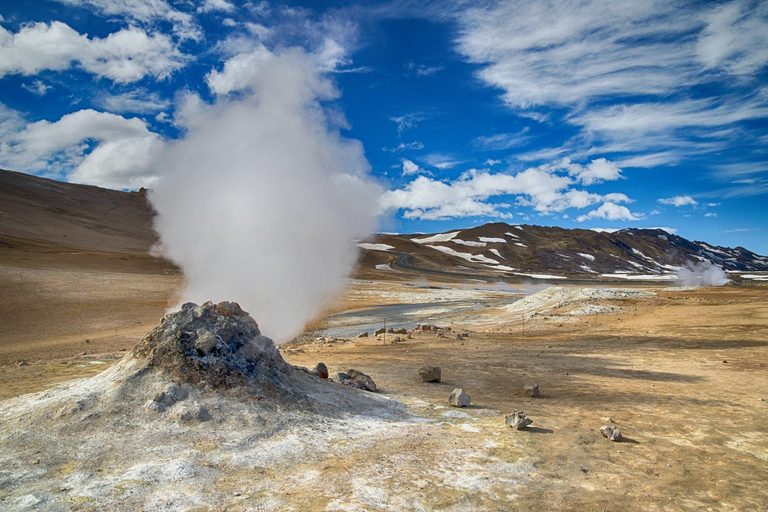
419,366 -> 442,383
722,360 -> 728,363
313,362 -> 329,379
456,334 -> 463,340
600,425 -> 623,441
356,332 -> 369,338
393,336 -> 402,343
449,388 -> 471,407
505,410 -> 533,430
522,383 -> 540,398
194,329 -> 219,355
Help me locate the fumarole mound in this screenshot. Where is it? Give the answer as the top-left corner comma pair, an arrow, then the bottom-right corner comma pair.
0,302 -> 403,510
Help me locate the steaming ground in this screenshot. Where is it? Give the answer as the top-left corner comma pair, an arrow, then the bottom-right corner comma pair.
2,275 -> 767,510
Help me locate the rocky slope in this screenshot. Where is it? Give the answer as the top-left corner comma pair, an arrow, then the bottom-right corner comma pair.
358,223 -> 768,281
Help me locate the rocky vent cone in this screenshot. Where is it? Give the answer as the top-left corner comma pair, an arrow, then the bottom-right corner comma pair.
130,301 -> 289,389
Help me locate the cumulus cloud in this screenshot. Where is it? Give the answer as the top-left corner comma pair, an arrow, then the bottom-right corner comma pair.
401,158 -> 424,176
658,195 -> 698,207
576,202 -> 642,222
485,159 -> 501,166
150,47 -> 382,342
381,158 -> 630,221
0,107 -> 162,189
0,22 -> 187,83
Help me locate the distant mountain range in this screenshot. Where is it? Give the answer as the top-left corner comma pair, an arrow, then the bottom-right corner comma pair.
1,169 -> 766,281
358,223 -> 768,281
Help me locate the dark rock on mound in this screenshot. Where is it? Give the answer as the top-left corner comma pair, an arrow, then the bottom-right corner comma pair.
131,301 -> 290,390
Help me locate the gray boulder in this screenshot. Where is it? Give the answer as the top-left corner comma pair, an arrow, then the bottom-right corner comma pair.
335,369 -> 377,392
419,366 -> 442,383
523,383 -> 540,398
600,425 -> 623,441
313,362 -> 329,379
356,332 -> 369,338
449,388 -> 471,407
505,410 -> 533,430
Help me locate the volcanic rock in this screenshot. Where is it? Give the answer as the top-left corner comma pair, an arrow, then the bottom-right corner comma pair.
449,388 -> 471,407
335,369 -> 377,392
523,383 -> 540,398
600,425 -> 623,441
313,362 -> 329,379
374,328 -> 387,336
356,332 -> 369,338
419,366 -> 442,383
505,411 -> 533,430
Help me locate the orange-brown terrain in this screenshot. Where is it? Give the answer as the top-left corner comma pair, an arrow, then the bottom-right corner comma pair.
1,169 -> 766,510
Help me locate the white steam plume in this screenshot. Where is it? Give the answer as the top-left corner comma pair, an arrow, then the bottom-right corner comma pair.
675,260 -> 730,287
149,47 -> 381,341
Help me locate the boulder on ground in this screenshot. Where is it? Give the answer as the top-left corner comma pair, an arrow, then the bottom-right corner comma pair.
419,366 -> 441,383
456,334 -> 463,340
313,362 -> 329,379
417,324 -> 438,331
449,388 -> 471,407
505,410 -> 532,430
393,328 -> 408,334
523,383 -> 540,398
356,332 -> 369,338
600,425 -> 623,441
393,336 -> 402,343
335,369 -> 377,392
374,328 -> 387,336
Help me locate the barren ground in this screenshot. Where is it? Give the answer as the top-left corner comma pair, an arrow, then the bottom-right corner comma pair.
1,258 -> 767,510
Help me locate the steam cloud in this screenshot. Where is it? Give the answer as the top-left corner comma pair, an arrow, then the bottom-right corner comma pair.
675,260 -> 730,287
150,47 -> 382,341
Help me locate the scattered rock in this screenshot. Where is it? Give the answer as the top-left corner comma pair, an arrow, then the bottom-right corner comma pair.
417,324 -> 438,331
601,417 -> 615,424
313,363 -> 329,379
600,425 -> 623,441
14,360 -> 28,367
335,369 -> 377,392
449,388 -> 471,407
194,329 -> 220,356
523,383 -> 540,398
456,334 -> 463,340
152,383 -> 188,411
356,332 -> 369,338
393,328 -> 408,334
419,366 -> 441,383
374,328 -> 387,336
505,410 -> 533,430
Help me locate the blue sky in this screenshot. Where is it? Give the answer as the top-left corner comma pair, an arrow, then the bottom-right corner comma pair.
1,0 -> 767,254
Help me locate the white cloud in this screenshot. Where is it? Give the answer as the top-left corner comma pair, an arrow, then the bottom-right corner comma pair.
390,112 -> 429,135
0,22 -> 187,83
424,153 -> 464,170
198,0 -> 236,14
485,159 -> 501,166
472,128 -> 530,150
453,1 -> 768,167
564,157 -> 622,185
576,202 -> 642,222
405,60 -> 443,77
95,90 -> 170,114
401,158 -> 422,176
55,0 -> 201,40
704,212 -> 718,217
382,141 -> 424,152
381,158 -> 633,221
0,107 -> 162,189
21,80 -> 52,96
696,1 -> 768,76
658,195 -> 698,207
